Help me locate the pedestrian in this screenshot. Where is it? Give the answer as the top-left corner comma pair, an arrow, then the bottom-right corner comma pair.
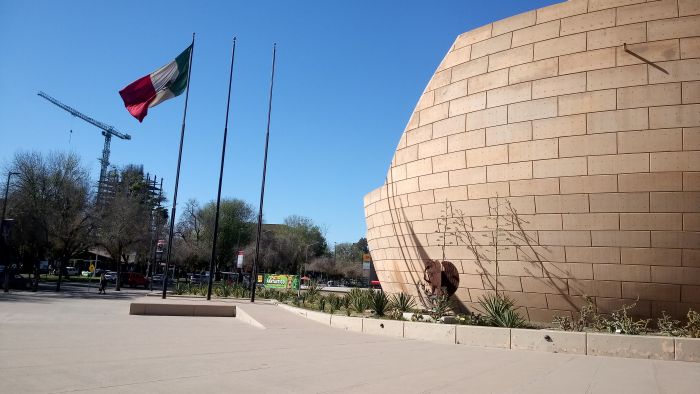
99,272 -> 107,294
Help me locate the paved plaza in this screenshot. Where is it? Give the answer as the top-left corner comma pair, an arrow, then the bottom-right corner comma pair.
1,287 -> 699,394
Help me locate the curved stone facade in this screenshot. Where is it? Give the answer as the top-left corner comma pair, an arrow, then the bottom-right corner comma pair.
364,0 -> 700,321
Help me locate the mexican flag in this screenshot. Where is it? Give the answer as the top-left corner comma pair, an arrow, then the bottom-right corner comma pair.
119,45 -> 192,122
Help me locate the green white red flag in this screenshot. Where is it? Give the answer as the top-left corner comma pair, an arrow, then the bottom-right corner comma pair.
119,45 -> 192,122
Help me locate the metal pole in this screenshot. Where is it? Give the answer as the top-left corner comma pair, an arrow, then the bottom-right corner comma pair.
163,34 -> 195,299
250,43 -> 277,303
207,37 -> 237,301
2,172 -> 18,293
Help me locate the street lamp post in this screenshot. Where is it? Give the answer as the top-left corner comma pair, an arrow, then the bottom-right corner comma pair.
2,172 -> 19,293
298,241 -> 318,299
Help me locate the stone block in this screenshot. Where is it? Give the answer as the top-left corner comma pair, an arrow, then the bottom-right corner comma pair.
562,9 -> 615,36
537,0 -> 588,23
591,231 -> 651,248
559,133 -> 617,158
542,262 -> 593,280
511,329 -> 586,354
449,92 -> 486,117
508,97 -> 558,123
466,106 -> 508,130
418,137 -> 447,159
305,310 -> 331,325
485,122 -> 532,146
440,46 -> 472,70
434,79 -> 468,104
486,82 -> 531,108
586,64 -> 648,91
534,157 -> 588,178
403,321 -> 456,344
512,20 -> 560,47
593,263 -> 651,282
449,129 -> 486,152
619,129 -> 683,154
566,246 -> 621,264
432,151 -> 467,173
405,157 -> 432,178
559,48 -> 615,75
587,333 -> 675,360
456,325 -> 511,348
488,45 -> 533,72
619,213 -> 683,231
617,39 -> 680,67
449,167 -> 486,186
451,57 -> 489,82
622,282 -> 680,302
675,337 -> 700,362
621,247 -> 682,266
517,213 -> 563,230
616,0 -> 678,25
649,59 -> 700,84
471,32 -> 512,60
330,315 -> 363,332
486,162 -> 532,182
560,174 -> 618,194
587,23 -> 647,50
394,178 -> 419,195
492,10 -> 536,36
468,181 -> 510,199
537,230 -> 591,246
362,318 -> 404,338
405,124 -> 432,147
587,108 -> 649,134
681,37 -> 700,58
650,191 -> 700,212
589,0 -> 645,11
652,266 -> 700,285
679,0 -> 700,16
419,173 -> 449,191
534,33 -> 586,60
562,213 -> 620,230
648,15 -> 700,41
520,277 -> 569,294
426,69 -> 451,92
532,73 -> 586,99
468,68 -> 508,95
407,190 -> 435,206
509,178 -> 559,196
559,90 -> 617,116
509,138 -> 558,162
589,192 -> 650,213
569,279 -> 622,298
394,145 -> 418,165
683,81 -> 700,104
683,285 -> 700,303
685,213 -> 700,231
466,144 -> 508,167
588,153 -> 650,175
509,58 -> 558,84
415,91 -> 434,111
419,103 -> 449,126
651,151 -> 700,172
684,172 -> 700,191
652,231 -> 700,249
454,24 -> 492,49
533,115 -> 586,139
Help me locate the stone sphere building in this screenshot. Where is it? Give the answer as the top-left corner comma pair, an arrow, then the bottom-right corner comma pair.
364,0 -> 700,321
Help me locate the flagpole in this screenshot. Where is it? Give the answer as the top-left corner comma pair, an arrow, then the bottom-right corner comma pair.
207,37 -> 237,301
162,33 -> 195,299
250,43 -> 277,303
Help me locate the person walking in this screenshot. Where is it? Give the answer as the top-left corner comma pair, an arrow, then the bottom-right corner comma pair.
99,272 -> 107,294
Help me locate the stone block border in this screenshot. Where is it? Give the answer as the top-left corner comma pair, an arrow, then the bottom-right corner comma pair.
277,303 -> 700,362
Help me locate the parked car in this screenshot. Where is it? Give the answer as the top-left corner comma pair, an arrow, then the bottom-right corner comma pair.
120,272 -> 149,288
188,274 -> 210,285
104,271 -> 117,283
65,267 -> 79,276
0,272 -> 33,290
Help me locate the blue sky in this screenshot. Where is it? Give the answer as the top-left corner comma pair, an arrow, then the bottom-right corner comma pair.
0,0 -> 556,248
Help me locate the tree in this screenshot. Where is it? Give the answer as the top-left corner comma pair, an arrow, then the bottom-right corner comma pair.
96,165 -> 154,290
5,151 -> 94,291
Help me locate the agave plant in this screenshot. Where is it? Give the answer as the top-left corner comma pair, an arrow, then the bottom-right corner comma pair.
390,292 -> 416,313
327,294 -> 342,314
370,291 -> 390,316
349,288 -> 371,314
478,293 -> 526,328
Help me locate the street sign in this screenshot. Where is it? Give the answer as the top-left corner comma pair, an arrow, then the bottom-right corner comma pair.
363,253 -> 372,262
88,264 -> 95,273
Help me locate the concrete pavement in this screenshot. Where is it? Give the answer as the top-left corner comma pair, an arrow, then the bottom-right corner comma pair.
1,288 -> 699,393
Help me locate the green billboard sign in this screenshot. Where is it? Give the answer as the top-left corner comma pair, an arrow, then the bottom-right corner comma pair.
264,274 -> 299,290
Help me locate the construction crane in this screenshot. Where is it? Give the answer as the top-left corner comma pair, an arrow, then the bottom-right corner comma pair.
37,91 -> 131,199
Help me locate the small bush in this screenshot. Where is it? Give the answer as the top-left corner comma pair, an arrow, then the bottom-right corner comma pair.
455,313 -> 485,326
478,293 -> 526,328
657,311 -> 686,337
370,291 -> 390,316
604,300 -> 649,335
389,293 -> 416,313
348,288 -> 371,314
687,310 -> 700,338
327,294 -> 341,314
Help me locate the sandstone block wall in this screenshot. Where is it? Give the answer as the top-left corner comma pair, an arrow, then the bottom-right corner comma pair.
364,0 -> 700,321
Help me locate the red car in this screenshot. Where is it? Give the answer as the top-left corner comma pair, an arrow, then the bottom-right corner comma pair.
120,272 -> 150,288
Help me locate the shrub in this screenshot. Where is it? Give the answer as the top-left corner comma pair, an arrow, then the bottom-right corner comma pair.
389,292 -> 416,313
327,294 -> 342,314
478,293 -> 526,328
604,300 -> 649,335
305,281 -> 321,302
455,313 -> 485,326
552,296 -> 596,332
349,288 -> 370,314
687,309 -> 700,338
657,311 -> 686,337
370,291 -> 390,316
427,292 -> 453,322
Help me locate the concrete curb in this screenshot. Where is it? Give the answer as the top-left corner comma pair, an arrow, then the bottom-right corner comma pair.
130,302 -> 236,317
276,303 -> 700,362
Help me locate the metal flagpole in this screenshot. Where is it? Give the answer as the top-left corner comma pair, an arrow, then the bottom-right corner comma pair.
207,37 -> 237,301
162,33 -> 195,299
250,43 -> 277,303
